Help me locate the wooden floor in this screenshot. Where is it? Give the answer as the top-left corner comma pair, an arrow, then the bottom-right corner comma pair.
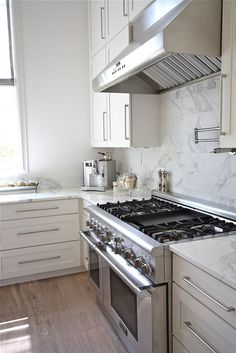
0,272 -> 128,353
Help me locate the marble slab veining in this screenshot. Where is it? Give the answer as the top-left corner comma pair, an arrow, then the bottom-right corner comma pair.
113,76 -> 236,209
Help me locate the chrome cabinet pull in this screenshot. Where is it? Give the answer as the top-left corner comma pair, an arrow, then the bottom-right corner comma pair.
182,276 -> 235,312
103,112 -> 108,141
124,104 -> 130,140
184,321 -> 217,353
18,255 -> 61,265
100,7 -> 105,39
123,0 -> 128,16
220,73 -> 228,136
17,228 -> 60,236
16,207 -> 59,213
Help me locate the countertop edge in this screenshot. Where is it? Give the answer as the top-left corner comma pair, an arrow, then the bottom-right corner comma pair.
170,242 -> 236,291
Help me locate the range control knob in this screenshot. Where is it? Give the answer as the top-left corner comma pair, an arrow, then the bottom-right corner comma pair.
87,218 -> 94,229
100,233 -> 106,242
141,262 -> 152,276
113,235 -> 122,243
114,244 -> 122,255
104,229 -> 112,241
124,249 -> 135,261
134,257 -> 144,269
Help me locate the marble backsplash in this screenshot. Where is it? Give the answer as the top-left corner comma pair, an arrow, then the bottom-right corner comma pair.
113,77 -> 236,208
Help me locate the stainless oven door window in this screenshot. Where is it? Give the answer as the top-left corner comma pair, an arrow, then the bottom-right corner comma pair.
88,245 -> 102,300
89,246 -> 100,288
110,268 -> 138,340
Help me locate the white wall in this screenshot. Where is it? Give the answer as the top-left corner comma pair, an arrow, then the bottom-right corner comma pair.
18,0 -> 97,187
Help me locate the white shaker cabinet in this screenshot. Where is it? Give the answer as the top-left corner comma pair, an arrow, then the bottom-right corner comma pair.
89,0 -> 106,56
0,199 -> 82,285
106,0 -> 129,43
91,27 -> 159,148
91,49 -> 109,147
128,0 -> 153,22
172,254 -> 236,353
220,0 -> 236,148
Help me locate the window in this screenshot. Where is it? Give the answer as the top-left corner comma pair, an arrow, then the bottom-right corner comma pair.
0,0 -> 27,177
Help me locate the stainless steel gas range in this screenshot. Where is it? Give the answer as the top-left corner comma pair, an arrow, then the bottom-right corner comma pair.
80,191 -> 236,353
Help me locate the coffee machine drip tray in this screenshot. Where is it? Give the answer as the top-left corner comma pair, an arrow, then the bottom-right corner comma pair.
81,186 -> 109,192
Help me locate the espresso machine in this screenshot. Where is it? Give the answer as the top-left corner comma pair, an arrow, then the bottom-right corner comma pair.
81,153 -> 116,191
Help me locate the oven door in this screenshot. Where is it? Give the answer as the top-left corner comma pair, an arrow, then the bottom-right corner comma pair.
80,230 -> 166,353
102,260 -> 153,353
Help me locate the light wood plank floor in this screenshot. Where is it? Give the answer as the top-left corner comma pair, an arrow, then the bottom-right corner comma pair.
0,272 -> 128,353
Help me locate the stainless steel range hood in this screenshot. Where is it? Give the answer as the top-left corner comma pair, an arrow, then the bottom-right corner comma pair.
93,0 -> 222,94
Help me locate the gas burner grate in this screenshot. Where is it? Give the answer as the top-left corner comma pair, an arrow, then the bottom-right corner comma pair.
141,216 -> 236,243
98,198 -> 181,219
98,197 -> 236,244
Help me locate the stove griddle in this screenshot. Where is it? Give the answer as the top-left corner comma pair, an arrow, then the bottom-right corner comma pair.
125,209 -> 204,229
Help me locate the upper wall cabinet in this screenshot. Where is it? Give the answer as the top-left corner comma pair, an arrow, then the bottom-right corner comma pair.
89,0 -> 153,57
128,0 -> 153,22
106,0 -> 129,43
220,0 -> 236,148
90,0 -> 106,56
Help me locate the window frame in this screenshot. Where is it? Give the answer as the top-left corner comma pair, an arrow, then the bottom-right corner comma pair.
0,0 -> 28,176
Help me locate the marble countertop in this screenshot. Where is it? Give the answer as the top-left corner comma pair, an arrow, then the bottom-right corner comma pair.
170,235 -> 236,290
0,187 -> 152,205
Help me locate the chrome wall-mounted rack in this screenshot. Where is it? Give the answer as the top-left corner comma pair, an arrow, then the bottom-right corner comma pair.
194,126 -> 220,144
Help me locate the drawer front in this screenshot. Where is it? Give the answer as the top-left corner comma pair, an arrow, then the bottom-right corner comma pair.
173,283 -> 236,353
0,241 -> 81,279
173,254 -> 236,328
0,199 -> 79,220
173,337 -> 190,353
0,215 -> 80,250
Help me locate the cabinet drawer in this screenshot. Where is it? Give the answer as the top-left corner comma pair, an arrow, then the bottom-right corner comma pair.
0,215 -> 80,250
173,283 -> 236,353
173,337 -> 189,353
0,241 -> 81,280
173,254 -> 236,329
0,199 -> 79,220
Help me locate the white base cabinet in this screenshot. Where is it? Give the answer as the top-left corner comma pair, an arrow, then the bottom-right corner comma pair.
173,283 -> 236,353
1,241 -> 81,280
0,199 -> 82,285
173,254 -> 236,353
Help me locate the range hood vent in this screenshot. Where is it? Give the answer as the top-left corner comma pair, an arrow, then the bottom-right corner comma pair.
93,0 -> 222,94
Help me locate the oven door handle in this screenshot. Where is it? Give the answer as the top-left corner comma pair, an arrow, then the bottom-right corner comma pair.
80,230 -> 97,249
80,231 -> 152,298
96,245 -> 152,298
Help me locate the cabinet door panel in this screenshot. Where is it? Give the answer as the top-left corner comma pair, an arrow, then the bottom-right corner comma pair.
90,0 -> 106,56
220,0 -> 236,148
173,337 -> 189,353
107,0 -> 128,42
173,283 -> 236,353
1,241 -> 81,280
91,50 -> 109,147
109,93 -> 130,147
107,26 -> 129,63
129,0 -> 153,22
91,92 -> 109,147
